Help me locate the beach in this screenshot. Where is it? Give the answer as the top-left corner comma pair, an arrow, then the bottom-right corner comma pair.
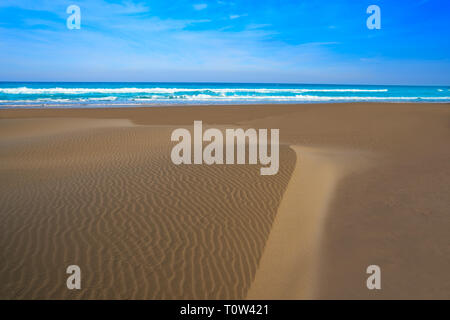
1,102 -> 449,299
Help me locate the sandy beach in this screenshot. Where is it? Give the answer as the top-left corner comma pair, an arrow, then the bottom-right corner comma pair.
1,102 -> 449,299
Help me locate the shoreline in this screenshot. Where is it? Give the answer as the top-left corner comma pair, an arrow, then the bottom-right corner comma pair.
2,102 -> 449,123
1,100 -> 450,110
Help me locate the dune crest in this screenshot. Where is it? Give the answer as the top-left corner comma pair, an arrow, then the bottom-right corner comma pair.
247,145 -> 372,299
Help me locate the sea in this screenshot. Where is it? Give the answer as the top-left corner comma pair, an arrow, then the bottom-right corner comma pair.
0,82 -> 449,108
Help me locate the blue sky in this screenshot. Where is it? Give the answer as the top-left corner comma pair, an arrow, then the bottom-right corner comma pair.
0,0 -> 449,84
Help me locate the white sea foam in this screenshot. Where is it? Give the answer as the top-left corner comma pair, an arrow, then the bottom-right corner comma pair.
1,89 -> 449,105
0,97 -> 117,103
87,96 -> 117,101
131,95 -> 450,102
1,96 -> 450,104
0,87 -> 389,94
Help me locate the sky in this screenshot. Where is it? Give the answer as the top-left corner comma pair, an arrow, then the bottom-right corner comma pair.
0,0 -> 449,85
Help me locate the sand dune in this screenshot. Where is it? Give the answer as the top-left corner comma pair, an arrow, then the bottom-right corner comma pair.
247,146 -> 372,299
0,119 -> 295,299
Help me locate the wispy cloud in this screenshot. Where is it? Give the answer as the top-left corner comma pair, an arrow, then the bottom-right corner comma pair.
229,13 -> 247,20
193,3 -> 208,11
246,23 -> 271,30
0,0 -> 449,84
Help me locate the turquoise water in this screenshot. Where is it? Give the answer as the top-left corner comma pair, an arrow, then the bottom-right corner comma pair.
0,82 -> 449,108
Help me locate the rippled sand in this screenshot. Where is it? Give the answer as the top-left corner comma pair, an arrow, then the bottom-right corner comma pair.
0,118 -> 295,299
1,103 -> 449,299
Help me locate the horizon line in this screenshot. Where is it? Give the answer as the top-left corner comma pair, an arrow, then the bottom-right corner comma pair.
0,81 -> 449,87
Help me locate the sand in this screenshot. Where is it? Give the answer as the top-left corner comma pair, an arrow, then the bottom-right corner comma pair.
0,103 -> 449,299
247,146 -> 373,299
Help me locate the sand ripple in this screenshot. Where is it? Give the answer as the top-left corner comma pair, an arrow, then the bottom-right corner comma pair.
0,119 -> 295,299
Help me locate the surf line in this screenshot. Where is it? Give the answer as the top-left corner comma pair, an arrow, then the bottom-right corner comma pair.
170,120 -> 279,175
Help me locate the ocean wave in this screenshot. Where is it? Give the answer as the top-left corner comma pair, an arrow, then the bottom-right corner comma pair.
87,96 -> 117,101
0,87 -> 389,94
1,95 -> 449,104
0,97 -> 117,103
108,95 -> 450,102
143,94 -> 450,101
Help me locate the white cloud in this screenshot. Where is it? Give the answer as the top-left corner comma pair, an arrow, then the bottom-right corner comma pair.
246,24 -> 271,29
229,13 -> 247,20
193,4 -> 208,10
217,1 -> 235,5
